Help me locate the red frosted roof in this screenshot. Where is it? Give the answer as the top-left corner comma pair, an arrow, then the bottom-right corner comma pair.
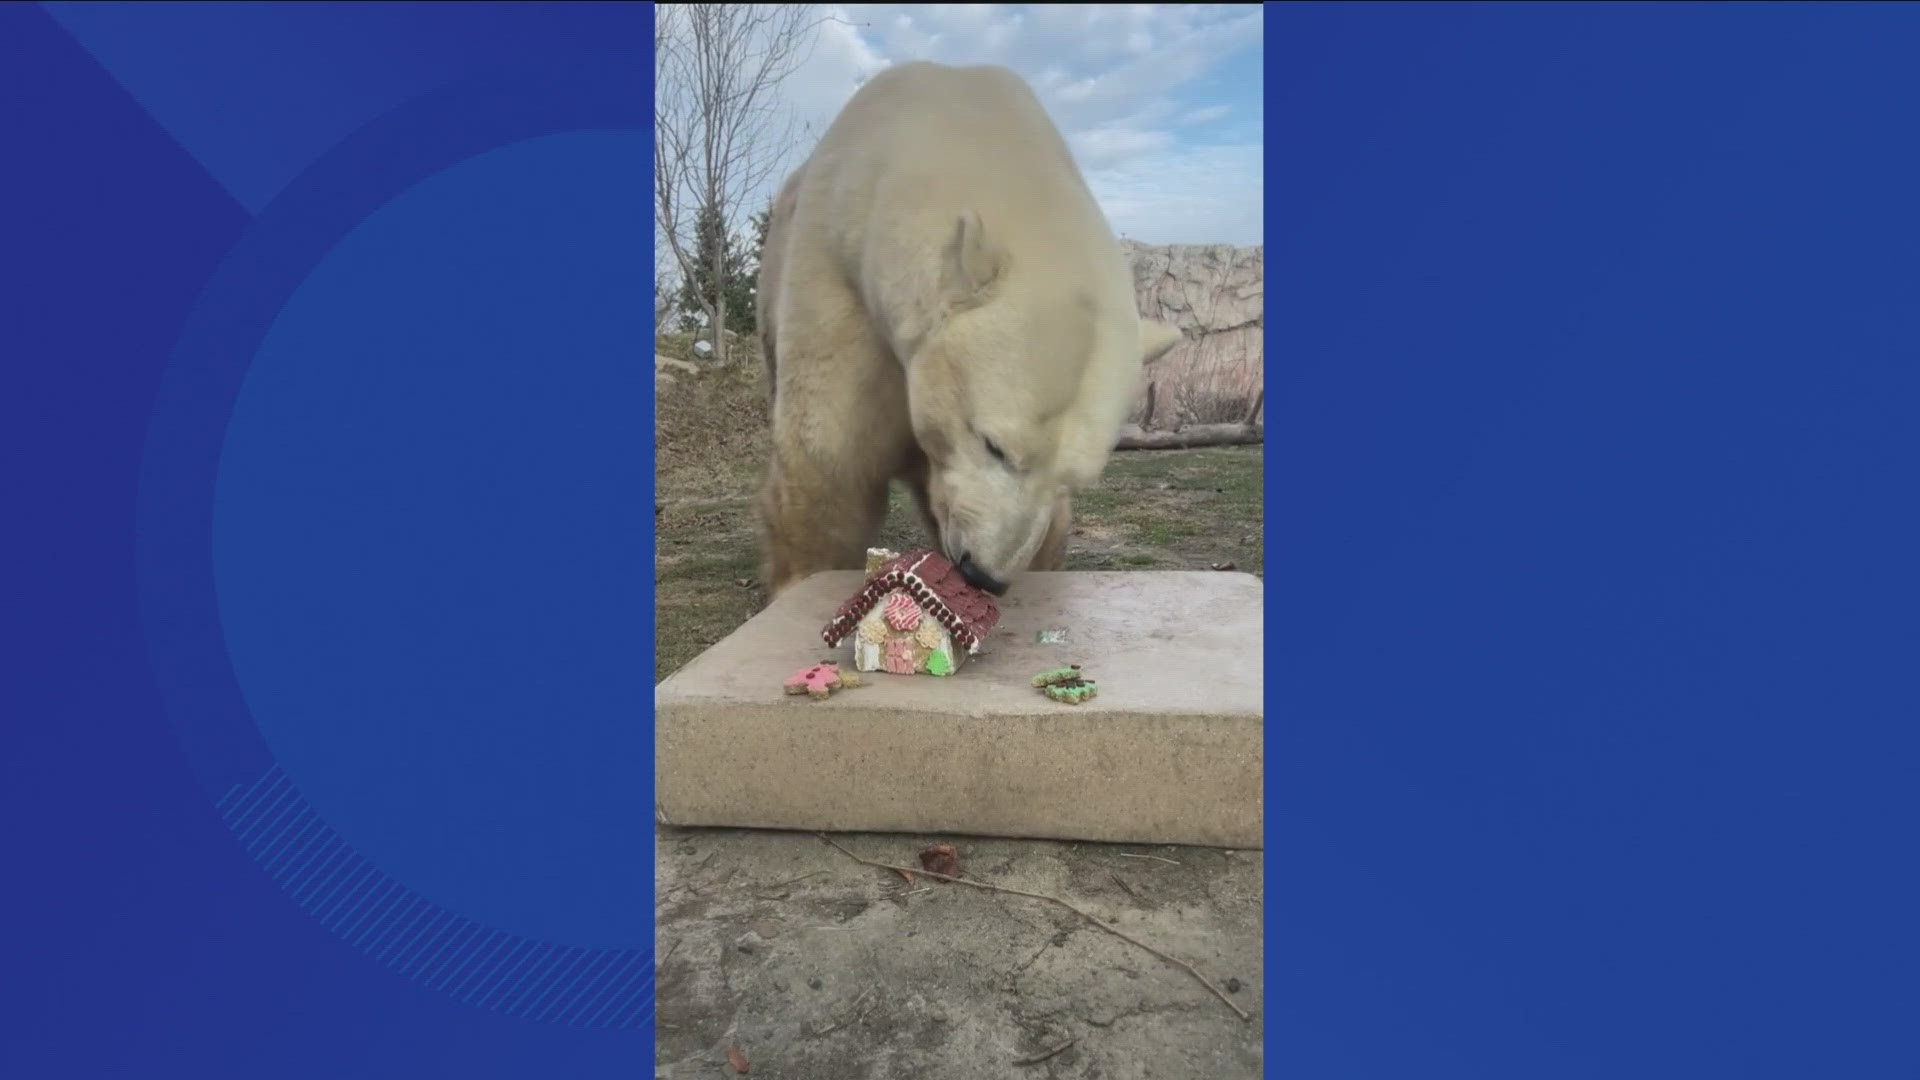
820,549 -> 1001,654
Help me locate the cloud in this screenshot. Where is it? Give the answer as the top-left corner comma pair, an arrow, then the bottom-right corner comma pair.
778,6 -> 890,129
1071,122 -> 1176,172
674,3 -> 1263,246
1088,141 -> 1263,246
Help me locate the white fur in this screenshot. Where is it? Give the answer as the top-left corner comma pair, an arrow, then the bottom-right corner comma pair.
760,62 -> 1181,588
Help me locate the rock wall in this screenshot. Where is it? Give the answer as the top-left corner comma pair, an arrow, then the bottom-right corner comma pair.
1120,240 -> 1264,426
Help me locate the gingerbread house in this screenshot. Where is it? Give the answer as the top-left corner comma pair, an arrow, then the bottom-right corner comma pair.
821,549 -> 1001,676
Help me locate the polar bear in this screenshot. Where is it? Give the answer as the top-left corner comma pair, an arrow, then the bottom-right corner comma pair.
756,61 -> 1181,598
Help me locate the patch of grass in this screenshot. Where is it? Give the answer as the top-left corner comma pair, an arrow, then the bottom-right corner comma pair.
1126,520 -> 1180,546
654,354 -> 1263,681
659,548 -> 759,586
1080,447 -> 1264,570
1073,488 -> 1125,516
655,330 -> 699,364
655,352 -> 770,502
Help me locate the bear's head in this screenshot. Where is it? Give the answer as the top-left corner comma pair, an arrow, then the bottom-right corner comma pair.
907,212 -> 1182,595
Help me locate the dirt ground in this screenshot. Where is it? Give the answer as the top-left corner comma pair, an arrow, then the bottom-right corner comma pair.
654,827 -> 1264,1079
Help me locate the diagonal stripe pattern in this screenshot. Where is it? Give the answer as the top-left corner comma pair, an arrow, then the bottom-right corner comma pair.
217,766 -> 651,1028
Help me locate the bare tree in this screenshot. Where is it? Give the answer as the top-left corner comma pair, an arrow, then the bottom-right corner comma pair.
654,219 -> 680,329
655,3 -> 827,365
654,274 -> 678,337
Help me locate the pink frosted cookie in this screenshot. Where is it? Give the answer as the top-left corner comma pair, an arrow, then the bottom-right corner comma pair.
783,662 -> 841,699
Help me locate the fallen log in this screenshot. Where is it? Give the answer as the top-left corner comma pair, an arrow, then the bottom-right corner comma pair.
1114,422 -> 1263,450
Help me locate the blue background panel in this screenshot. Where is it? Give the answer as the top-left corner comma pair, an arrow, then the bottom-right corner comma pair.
1,3 -> 650,1076
1271,3 -> 1920,1076
213,131 -> 648,949
41,0 -> 639,211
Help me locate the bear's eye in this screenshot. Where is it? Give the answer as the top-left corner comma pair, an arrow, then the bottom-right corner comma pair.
982,436 -> 1009,465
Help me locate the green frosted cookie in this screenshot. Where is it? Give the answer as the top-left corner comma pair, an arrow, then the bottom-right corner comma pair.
1032,664 -> 1096,703
1043,681 -> 1097,704
1031,664 -> 1083,687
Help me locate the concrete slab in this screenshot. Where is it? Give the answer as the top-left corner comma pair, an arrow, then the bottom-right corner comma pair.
656,571 -> 1263,848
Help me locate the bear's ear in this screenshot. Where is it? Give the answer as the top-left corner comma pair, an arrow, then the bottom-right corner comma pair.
942,210 -> 1007,306
1139,319 -> 1182,366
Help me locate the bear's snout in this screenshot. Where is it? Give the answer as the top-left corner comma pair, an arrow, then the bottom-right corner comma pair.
956,554 -> 1010,596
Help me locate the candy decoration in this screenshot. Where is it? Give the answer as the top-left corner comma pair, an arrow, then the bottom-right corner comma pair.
884,592 -> 922,632
883,638 -> 919,675
864,547 -> 902,576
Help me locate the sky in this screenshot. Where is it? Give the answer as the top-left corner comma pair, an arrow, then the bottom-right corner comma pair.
752,3 -> 1264,247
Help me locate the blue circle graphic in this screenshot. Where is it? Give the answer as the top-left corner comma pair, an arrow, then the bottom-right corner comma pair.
211,131 -> 647,947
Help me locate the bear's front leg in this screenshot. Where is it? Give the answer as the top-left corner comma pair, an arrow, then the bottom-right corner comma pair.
1028,491 -> 1072,571
759,448 -> 890,599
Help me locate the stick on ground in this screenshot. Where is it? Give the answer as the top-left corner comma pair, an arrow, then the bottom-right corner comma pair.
816,834 -> 1250,1022
811,985 -> 876,1037
1013,1037 -> 1080,1067
768,870 -> 827,889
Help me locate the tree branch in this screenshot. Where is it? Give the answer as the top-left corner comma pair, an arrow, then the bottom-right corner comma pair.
816,834 -> 1251,1022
